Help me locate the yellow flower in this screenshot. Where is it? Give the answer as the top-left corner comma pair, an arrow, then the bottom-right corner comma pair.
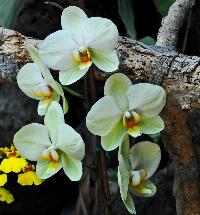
0,187 -> 14,204
0,174 -> 7,186
18,171 -> 43,186
0,157 -> 27,173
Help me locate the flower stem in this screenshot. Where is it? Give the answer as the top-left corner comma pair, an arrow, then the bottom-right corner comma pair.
98,150 -> 112,215
62,86 -> 84,99
44,2 -> 64,11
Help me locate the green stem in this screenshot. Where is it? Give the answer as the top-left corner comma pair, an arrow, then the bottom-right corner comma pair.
45,2 -> 64,11
62,86 -> 84,99
98,150 -> 112,215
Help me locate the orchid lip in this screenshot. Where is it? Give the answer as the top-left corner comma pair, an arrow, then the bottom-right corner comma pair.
130,169 -> 147,187
123,111 -> 141,128
72,46 -> 91,63
41,147 -> 59,162
32,82 -> 52,99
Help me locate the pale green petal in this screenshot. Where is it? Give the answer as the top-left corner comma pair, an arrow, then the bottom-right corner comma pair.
37,99 -> 50,116
59,61 -> 88,85
104,73 -> 132,111
36,159 -> 62,179
44,101 -> 64,144
61,153 -> 82,181
57,123 -> 85,160
83,17 -> 119,53
51,90 -> 60,103
118,154 -> 130,201
17,63 -> 44,100
90,50 -> 119,72
61,6 -> 87,45
138,116 -> 164,134
26,44 -> 64,98
127,126 -> 142,138
39,63 -> 64,97
62,96 -> 69,114
86,96 -> 122,136
119,135 -> 130,159
123,192 -> 136,214
128,83 -> 166,118
27,45 -> 40,63
13,123 -> 51,161
39,30 -> 77,70
101,120 -> 126,151
129,180 -> 157,198
129,141 -> 161,179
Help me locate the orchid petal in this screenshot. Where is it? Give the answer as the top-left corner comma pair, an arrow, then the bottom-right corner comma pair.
127,125 -> 142,138
90,50 -> 119,72
59,61 -> 88,85
37,98 -> 51,116
101,120 -> 126,151
86,96 -> 122,136
123,192 -> 136,214
129,179 -> 157,198
17,63 -> 44,100
13,123 -> 51,161
44,102 -> 64,144
57,123 -> 85,161
61,6 -> 87,45
104,73 -> 132,111
128,83 -> 166,118
137,116 -> 164,134
83,17 -> 119,53
36,159 -> 62,179
61,153 -> 82,181
129,141 -> 161,179
39,30 -> 77,70
118,154 -> 130,201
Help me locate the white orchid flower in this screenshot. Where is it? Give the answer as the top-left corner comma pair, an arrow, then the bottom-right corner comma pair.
17,45 -> 68,116
118,140 -> 161,214
13,102 -> 85,181
39,6 -> 119,85
86,73 -> 166,151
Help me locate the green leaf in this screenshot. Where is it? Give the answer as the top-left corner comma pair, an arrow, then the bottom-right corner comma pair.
139,36 -> 156,46
154,0 -> 175,16
117,0 -> 136,39
0,0 -> 25,28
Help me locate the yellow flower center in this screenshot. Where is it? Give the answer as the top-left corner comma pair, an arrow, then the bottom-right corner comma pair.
41,148 -> 59,162
131,169 -> 147,187
123,111 -> 141,128
32,82 -> 52,99
72,46 -> 91,63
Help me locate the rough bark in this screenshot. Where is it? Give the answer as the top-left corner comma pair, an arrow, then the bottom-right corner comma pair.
156,0 -> 195,48
0,28 -> 200,110
0,0 -> 200,214
161,96 -> 200,215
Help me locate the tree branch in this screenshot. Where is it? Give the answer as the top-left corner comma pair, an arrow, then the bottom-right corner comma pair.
161,95 -> 200,215
0,28 -> 199,110
156,0 -> 195,49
